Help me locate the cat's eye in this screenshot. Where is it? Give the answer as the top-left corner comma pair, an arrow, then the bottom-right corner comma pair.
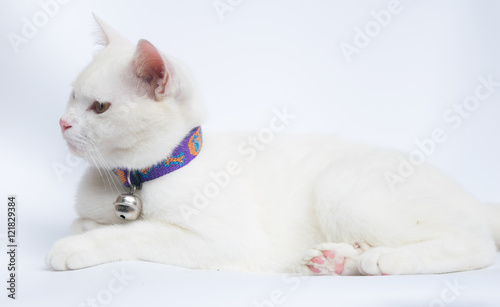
91,100 -> 111,114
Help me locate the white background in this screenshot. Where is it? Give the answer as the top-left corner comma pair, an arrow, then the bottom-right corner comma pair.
0,0 -> 499,306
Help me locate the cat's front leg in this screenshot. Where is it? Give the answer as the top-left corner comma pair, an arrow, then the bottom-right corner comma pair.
46,219 -> 237,271
47,231 -> 112,270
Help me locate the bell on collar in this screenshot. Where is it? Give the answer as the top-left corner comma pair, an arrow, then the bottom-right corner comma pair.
114,192 -> 142,220
113,171 -> 143,220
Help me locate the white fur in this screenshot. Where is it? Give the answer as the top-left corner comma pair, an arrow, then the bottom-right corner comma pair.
47,17 -> 499,275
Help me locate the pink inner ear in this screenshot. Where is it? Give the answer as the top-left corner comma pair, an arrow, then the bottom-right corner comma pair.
133,39 -> 169,95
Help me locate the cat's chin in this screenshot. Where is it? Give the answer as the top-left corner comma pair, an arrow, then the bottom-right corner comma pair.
65,140 -> 86,158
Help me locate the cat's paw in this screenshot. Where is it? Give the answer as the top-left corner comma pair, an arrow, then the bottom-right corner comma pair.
46,234 -> 110,271
301,242 -> 366,276
358,247 -> 419,275
70,218 -> 107,234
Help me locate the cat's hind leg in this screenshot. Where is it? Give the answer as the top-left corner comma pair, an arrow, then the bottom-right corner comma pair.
309,160 -> 497,275
357,236 -> 496,275
301,236 -> 496,275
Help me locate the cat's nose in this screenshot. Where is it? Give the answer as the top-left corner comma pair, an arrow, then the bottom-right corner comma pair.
59,118 -> 72,132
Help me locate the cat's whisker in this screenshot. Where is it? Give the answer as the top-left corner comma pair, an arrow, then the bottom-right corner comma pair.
83,143 -> 107,190
86,138 -> 122,194
87,144 -> 111,192
79,121 -> 121,194
86,142 -> 116,193
92,144 -> 122,194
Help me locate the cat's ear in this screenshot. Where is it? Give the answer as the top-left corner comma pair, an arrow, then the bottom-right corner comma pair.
132,39 -> 177,100
93,13 -> 127,47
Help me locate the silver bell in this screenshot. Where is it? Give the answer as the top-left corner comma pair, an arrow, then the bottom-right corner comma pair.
113,170 -> 142,221
114,193 -> 142,220
114,170 -> 143,221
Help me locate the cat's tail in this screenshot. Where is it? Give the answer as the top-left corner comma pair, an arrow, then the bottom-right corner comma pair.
484,203 -> 500,249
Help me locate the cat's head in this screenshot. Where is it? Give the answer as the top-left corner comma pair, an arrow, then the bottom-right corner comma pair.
59,15 -> 204,169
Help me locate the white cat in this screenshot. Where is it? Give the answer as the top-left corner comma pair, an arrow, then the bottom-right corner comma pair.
46,15 -> 500,275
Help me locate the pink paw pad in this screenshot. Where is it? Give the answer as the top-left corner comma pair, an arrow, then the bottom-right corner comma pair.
334,257 -> 346,275
308,265 -> 321,273
306,250 -> 345,276
322,250 -> 335,259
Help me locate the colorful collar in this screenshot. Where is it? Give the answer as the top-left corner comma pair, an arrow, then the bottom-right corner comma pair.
113,126 -> 202,188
